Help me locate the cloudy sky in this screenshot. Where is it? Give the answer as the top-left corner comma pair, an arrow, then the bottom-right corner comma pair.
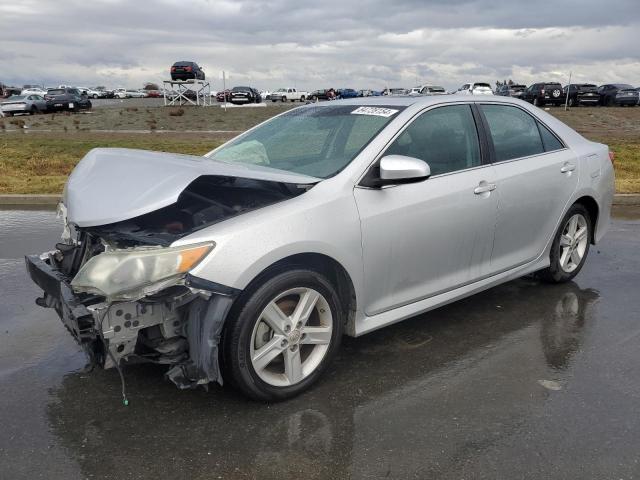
1,0 -> 639,91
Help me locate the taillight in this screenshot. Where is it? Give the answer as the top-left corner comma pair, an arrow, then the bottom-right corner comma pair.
171,66 -> 176,72
185,66 -> 192,72
609,151 -> 615,164
541,89 -> 545,95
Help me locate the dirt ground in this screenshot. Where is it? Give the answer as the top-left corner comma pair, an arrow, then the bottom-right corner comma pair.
0,101 -> 638,194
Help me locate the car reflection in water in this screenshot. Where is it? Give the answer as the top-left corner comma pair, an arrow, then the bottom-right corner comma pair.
46,279 -> 598,479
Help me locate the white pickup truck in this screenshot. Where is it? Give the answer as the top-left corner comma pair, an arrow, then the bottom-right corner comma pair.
269,88 -> 308,102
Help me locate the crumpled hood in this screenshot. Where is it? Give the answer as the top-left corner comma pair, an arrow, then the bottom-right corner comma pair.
65,148 -> 320,227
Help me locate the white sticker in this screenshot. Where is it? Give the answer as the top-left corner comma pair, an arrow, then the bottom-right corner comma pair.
68,102 -> 74,108
351,106 -> 399,118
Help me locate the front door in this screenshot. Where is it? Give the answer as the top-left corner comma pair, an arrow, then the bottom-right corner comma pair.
354,104 -> 498,316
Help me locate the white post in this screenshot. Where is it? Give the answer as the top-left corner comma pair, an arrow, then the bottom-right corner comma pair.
564,71 -> 572,111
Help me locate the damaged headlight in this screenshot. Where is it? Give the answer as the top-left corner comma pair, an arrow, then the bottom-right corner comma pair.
71,242 -> 214,299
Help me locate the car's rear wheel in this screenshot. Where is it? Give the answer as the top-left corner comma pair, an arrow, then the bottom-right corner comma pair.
223,269 -> 343,401
538,204 -> 592,283
300,96 -> 305,102
281,96 -> 287,102
533,97 -> 540,106
29,106 -> 37,115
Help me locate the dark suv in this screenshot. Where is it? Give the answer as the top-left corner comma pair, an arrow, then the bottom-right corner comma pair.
170,61 -> 205,81
563,84 -> 599,107
598,84 -> 638,106
495,84 -> 526,99
522,82 -> 564,106
44,88 -> 92,112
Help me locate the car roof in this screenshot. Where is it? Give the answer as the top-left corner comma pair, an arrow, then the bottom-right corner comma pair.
313,94 -> 526,108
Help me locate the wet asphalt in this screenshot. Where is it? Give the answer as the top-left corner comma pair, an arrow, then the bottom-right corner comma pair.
1,207 -> 639,479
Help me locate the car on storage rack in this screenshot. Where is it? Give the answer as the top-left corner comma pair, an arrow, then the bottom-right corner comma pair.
21,87 -> 48,96
495,84 -> 526,99
270,88 -> 308,102
522,82 -> 564,107
170,61 -> 205,81
44,87 -> 92,112
1,94 -> 48,115
26,95 -> 614,402
230,86 -> 262,104
598,84 -> 638,106
563,84 -> 599,107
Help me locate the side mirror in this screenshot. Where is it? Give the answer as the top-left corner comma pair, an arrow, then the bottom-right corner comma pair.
372,155 -> 430,186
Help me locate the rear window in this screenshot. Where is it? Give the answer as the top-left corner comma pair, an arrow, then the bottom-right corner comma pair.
174,62 -> 194,67
473,83 -> 491,88
614,84 -> 633,89
47,89 -> 65,95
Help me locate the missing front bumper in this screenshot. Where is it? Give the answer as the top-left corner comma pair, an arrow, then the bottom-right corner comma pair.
25,253 -> 240,389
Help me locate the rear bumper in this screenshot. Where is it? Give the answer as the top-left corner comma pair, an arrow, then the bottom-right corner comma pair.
614,98 -> 638,105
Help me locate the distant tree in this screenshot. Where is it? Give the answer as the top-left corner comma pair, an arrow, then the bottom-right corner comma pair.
143,83 -> 159,90
507,79 -> 514,86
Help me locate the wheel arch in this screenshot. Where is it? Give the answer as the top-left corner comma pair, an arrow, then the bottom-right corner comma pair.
235,252 -> 358,334
574,195 -> 599,243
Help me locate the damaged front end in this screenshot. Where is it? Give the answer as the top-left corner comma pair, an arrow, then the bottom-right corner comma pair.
25,228 -> 238,390
26,149 -> 317,390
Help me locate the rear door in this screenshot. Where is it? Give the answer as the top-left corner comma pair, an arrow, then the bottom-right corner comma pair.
478,103 -> 579,274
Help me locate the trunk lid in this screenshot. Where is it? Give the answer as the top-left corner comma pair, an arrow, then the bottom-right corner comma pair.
65,148 -> 320,227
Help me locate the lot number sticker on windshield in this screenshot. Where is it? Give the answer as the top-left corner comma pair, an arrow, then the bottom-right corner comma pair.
351,106 -> 399,117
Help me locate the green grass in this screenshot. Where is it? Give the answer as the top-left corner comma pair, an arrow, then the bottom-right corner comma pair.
0,133 -> 226,194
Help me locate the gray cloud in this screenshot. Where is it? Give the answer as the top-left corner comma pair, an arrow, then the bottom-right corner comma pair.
0,0 -> 638,90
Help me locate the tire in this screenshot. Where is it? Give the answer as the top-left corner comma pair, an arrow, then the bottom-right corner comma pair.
538,204 -> 592,283
533,97 -> 540,106
568,97 -> 576,107
300,96 -> 305,102
29,106 -> 37,115
222,268 -> 344,401
281,96 -> 287,102
92,94 -> 98,99
311,96 -> 317,102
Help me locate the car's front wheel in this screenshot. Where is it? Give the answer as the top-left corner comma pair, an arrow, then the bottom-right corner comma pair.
538,204 -> 592,283
223,269 -> 343,401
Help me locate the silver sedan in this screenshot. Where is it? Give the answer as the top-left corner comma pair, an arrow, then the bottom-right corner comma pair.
26,95 -> 614,401
1,94 -> 48,116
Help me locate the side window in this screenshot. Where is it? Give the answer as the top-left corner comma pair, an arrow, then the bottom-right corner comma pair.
481,105 -> 544,161
537,122 -> 564,151
384,105 -> 481,176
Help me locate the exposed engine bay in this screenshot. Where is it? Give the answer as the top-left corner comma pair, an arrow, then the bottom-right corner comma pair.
26,174 -> 311,395
85,175 -> 310,247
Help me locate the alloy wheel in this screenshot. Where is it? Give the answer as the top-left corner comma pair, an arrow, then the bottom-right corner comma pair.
250,287 -> 333,387
559,214 -> 589,273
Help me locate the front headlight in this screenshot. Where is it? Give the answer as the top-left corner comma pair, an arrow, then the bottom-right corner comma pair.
71,242 -> 214,299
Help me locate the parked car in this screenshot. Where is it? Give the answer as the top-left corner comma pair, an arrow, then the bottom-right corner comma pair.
44,87 -> 92,112
456,82 -> 493,95
216,89 -> 232,102
408,87 -> 422,95
522,82 -> 564,106
381,88 -> 407,95
562,84 -> 599,107
419,85 -> 447,95
1,94 -> 48,115
358,89 -> 374,97
309,89 -> 333,101
636,88 -> 640,106
26,95 -> 613,401
170,61 -> 205,81
113,88 -> 146,99
598,84 -> 638,106
337,88 -> 359,99
20,87 -> 48,97
230,86 -> 262,104
270,88 -> 308,102
95,87 -> 114,99
77,87 -> 104,99
495,84 -> 526,99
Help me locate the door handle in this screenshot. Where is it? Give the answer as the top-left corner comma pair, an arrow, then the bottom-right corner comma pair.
474,183 -> 497,195
560,163 -> 576,173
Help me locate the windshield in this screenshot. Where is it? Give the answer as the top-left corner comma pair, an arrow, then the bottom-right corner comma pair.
207,105 -> 404,178
47,89 -> 65,95
473,83 -> 491,88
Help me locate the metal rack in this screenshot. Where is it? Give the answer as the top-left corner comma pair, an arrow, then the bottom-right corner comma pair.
162,79 -> 212,107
